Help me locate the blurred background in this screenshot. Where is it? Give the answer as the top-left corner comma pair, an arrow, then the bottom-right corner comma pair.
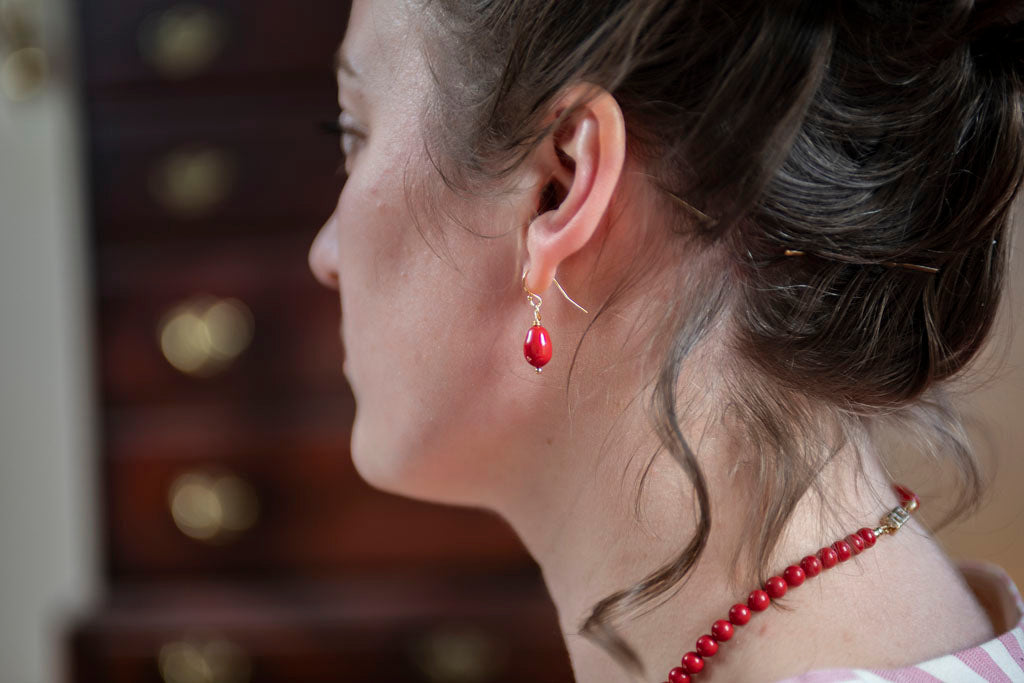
0,1 -> 1021,682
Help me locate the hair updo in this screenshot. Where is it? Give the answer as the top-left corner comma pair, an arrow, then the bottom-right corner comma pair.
413,0 -> 1024,677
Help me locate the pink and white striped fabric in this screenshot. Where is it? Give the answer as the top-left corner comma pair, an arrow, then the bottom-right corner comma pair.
775,561 -> 1024,682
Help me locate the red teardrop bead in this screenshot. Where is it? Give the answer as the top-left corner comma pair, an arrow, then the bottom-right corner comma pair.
765,576 -> 787,598
783,565 -> 806,587
800,554 -> 822,577
819,546 -> 839,568
712,618 -> 735,640
728,604 -> 751,626
748,589 -> 771,611
858,527 -> 877,547
681,652 -> 704,674
696,635 -> 719,657
523,324 -> 552,369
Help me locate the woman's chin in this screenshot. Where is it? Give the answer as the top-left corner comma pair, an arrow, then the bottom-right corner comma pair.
348,417 -> 399,492
347,414 -> 484,507
349,416 -> 434,500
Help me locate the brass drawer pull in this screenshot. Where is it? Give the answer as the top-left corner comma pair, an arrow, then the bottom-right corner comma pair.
157,295 -> 254,377
1,47 -> 47,102
168,471 -> 259,544
0,2 -> 49,101
139,4 -> 228,80
158,637 -> 251,683
149,147 -> 236,218
408,627 -> 506,682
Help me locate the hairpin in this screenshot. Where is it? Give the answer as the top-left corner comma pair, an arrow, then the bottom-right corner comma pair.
664,189 -> 719,228
664,189 -> 944,274
782,249 -> 940,274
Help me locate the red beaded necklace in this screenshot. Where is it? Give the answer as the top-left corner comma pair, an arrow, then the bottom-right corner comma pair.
661,483 -> 921,683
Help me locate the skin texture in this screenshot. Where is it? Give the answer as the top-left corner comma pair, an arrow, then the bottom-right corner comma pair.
308,1 -> 997,681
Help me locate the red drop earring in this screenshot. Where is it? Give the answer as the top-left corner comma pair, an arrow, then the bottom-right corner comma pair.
522,269 -> 588,373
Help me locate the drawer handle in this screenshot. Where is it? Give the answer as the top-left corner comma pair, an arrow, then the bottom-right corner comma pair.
158,296 -> 254,377
1,2 -> 49,101
168,471 -> 259,543
1,47 -> 47,101
408,628 -> 505,683
139,4 -> 228,79
158,637 -> 251,683
149,147 -> 235,217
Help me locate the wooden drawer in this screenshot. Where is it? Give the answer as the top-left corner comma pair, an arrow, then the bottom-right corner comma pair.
68,579 -> 573,683
97,235 -> 344,405
79,0 -> 351,90
104,404 -> 534,578
86,93 -> 342,243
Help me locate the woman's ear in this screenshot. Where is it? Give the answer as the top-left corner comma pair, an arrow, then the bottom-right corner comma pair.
523,83 -> 626,295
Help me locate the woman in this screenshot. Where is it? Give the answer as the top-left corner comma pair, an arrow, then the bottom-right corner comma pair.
308,0 -> 1024,681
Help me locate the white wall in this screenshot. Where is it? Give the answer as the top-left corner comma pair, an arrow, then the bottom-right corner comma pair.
0,0 -> 99,681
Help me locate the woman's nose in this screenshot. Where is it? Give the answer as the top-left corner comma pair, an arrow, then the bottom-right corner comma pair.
308,216 -> 340,291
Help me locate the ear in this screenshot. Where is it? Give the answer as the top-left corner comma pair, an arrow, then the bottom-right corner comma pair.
522,83 -> 626,296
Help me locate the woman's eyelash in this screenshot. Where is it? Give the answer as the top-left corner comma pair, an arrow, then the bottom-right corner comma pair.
320,117 -> 364,177
319,118 -> 363,139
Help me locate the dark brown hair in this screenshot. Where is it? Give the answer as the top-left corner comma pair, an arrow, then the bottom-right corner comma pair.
409,0 -> 1024,678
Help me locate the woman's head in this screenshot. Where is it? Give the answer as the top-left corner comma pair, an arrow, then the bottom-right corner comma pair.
309,0 -> 1024,676
307,0 -> 643,509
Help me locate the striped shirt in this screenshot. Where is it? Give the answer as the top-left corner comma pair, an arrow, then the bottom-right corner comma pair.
774,561 -> 1024,682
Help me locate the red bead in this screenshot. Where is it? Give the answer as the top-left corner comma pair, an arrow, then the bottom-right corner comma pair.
819,546 -> 838,568
681,652 -> 704,674
894,484 -> 919,508
832,540 -> 852,562
765,576 -> 787,598
523,325 -> 552,369
668,667 -> 691,683
800,555 -> 822,577
858,527 -> 877,547
712,618 -> 735,640
748,589 -> 771,611
728,604 -> 750,626
695,635 -> 718,657
783,565 -> 806,587
846,533 -> 865,554
668,668 -> 691,683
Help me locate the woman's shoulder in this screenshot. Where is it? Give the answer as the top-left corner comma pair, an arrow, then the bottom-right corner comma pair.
772,560 -> 1024,682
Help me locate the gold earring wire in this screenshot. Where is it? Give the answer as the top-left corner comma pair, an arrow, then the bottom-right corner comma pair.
522,270 -> 589,319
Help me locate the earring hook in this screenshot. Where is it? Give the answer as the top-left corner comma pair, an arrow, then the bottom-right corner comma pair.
522,269 -> 588,314
551,277 -> 588,314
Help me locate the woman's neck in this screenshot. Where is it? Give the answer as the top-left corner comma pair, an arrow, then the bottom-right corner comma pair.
490,368 -> 994,683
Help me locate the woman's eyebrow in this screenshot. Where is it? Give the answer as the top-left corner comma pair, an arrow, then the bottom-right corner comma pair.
333,47 -> 361,81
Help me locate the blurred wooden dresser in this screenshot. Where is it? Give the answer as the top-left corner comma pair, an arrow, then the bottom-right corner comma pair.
65,2 -> 573,681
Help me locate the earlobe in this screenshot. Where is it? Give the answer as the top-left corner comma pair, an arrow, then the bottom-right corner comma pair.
523,86 -> 626,295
